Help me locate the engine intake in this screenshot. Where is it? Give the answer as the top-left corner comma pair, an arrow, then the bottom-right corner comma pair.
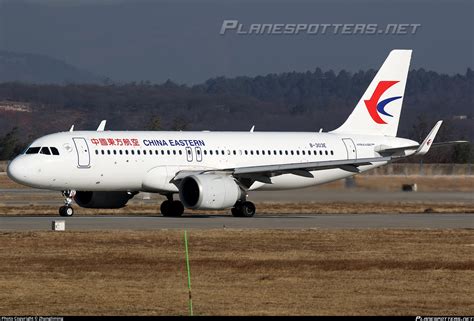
74,191 -> 134,209
179,174 -> 243,210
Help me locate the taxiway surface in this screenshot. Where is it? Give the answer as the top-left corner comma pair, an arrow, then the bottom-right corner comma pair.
0,213 -> 472,230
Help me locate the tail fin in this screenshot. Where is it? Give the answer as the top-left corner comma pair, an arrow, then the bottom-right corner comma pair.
331,49 -> 412,136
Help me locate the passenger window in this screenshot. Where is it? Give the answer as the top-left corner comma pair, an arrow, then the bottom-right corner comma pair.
233,150 -> 236,155
313,150 -> 317,155
319,150 -> 323,155
173,150 -> 176,155
107,150 -> 111,155
50,147 -> 60,155
325,150 -> 328,155
244,150 -> 248,155
250,150 -> 254,155
101,150 -> 105,155
204,150 -> 207,155
210,150 -> 213,155
296,151 -> 300,155
256,150 -> 259,155
330,150 -> 334,155
221,150 -> 225,155
95,150 -> 99,155
113,150 -> 117,155
161,150 -> 164,155
302,150 -> 305,155
167,150 -> 170,155
25,147 -> 41,154
125,150 -> 129,155
155,150 -> 158,155
40,147 -> 51,155
119,150 -> 123,155
131,150 -> 135,155
143,150 -> 146,155
179,150 -> 183,155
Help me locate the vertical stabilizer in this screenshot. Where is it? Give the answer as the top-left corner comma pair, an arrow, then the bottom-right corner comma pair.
331,50 -> 412,136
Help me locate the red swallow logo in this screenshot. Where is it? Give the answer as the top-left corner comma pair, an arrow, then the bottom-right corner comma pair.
364,81 -> 402,124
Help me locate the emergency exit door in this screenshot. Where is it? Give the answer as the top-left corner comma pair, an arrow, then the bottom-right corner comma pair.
342,138 -> 357,160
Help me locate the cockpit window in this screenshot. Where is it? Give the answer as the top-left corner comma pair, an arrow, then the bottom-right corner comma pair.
25,147 -> 41,154
40,147 -> 51,155
50,147 -> 60,155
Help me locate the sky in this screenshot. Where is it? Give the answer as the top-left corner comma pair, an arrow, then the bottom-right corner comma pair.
0,0 -> 472,84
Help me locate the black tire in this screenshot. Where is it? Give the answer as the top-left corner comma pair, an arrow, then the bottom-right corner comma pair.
240,201 -> 256,217
161,200 -> 184,217
231,206 -> 242,217
59,206 -> 74,217
160,200 -> 172,216
171,200 -> 184,217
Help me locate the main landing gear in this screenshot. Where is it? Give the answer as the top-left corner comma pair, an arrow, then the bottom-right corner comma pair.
59,190 -> 76,217
160,194 -> 184,217
231,200 -> 256,217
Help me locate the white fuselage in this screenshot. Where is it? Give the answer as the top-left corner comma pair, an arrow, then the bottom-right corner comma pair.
7,130 -> 416,193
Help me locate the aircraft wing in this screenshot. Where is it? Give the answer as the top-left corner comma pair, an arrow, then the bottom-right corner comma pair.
173,156 -> 391,184
232,157 -> 390,176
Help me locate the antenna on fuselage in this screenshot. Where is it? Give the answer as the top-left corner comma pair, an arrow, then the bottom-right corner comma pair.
319,128 -> 323,133
69,125 -> 74,132
250,125 -> 255,132
97,120 -> 107,131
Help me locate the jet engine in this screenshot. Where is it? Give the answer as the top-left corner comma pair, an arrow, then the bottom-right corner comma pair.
74,191 -> 135,208
179,174 -> 243,210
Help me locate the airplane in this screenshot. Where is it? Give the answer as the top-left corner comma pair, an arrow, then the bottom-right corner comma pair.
6,49 -> 467,217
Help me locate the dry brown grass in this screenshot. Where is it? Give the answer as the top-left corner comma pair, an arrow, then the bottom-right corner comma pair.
0,229 -> 472,315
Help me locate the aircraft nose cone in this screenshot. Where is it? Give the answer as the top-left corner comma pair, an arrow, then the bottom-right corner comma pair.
7,157 -> 28,184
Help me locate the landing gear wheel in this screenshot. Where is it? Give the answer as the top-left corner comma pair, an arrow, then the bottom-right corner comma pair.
231,206 -> 241,217
59,206 -> 74,217
59,190 -> 75,217
160,200 -> 184,217
240,201 -> 256,217
231,201 -> 256,217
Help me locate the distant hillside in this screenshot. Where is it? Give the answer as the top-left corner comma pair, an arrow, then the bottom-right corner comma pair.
0,51 -> 102,84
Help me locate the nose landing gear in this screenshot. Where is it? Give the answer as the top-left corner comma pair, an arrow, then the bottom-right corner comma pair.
59,190 -> 76,217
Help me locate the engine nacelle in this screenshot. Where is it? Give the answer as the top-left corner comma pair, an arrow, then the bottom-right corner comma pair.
179,174 -> 243,210
74,191 -> 135,209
